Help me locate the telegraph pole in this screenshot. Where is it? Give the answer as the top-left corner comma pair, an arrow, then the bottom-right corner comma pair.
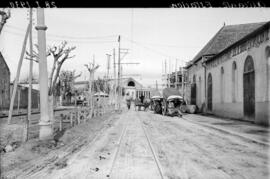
113,48 -> 116,107
175,59 -> 178,89
106,54 -> 111,87
7,23 -> 30,124
36,8 -> 52,140
117,35 -> 121,110
181,67 -> 185,97
165,60 -> 167,88
25,8 -> 33,141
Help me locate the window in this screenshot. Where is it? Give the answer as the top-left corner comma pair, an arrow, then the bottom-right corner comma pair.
127,81 -> 135,87
232,61 -> 237,102
220,67 -> 224,103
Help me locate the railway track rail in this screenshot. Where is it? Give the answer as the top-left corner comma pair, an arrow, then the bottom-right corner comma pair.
107,111 -> 165,179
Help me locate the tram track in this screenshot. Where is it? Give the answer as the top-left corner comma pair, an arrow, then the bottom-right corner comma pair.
138,114 -> 165,179
107,111 -> 165,179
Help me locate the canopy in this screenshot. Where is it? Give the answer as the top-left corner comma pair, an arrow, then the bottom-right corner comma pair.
167,95 -> 183,101
162,88 -> 181,100
94,92 -> 109,97
151,95 -> 163,99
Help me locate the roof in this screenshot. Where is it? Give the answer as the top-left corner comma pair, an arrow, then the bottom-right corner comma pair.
186,21 -> 268,68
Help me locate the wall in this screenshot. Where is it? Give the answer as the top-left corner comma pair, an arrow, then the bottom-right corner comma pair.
206,28 -> 270,125
10,85 -> 40,109
0,55 -> 10,110
186,59 -> 206,111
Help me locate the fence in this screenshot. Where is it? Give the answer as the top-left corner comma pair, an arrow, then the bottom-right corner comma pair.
25,97 -> 115,140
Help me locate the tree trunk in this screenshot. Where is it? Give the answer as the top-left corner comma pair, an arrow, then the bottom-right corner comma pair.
48,95 -> 54,128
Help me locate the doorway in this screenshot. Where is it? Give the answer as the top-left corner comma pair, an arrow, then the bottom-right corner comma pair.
243,56 -> 255,121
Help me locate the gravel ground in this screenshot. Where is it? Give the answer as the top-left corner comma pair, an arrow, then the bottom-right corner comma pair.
2,109 -> 269,179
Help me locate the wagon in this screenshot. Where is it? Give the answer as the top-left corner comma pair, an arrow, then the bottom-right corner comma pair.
162,88 -> 186,117
150,96 -> 163,114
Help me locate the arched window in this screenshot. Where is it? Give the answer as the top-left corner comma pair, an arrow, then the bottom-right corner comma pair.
232,61 -> 237,102
220,67 -> 224,103
127,81 -> 135,87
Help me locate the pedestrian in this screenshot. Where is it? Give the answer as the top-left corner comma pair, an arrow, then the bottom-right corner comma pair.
126,93 -> 132,110
139,94 -> 144,104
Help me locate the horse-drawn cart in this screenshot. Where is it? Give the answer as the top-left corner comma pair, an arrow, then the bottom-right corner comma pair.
162,88 -> 186,117
150,96 -> 163,114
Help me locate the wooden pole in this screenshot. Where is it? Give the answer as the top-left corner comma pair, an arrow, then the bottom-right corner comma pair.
113,48 -> 116,107
175,59 -> 178,89
25,8 -> 33,142
17,88 -> 20,114
7,23 -> 30,124
117,35 -> 121,111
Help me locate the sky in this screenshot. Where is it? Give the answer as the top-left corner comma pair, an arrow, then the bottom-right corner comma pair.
1,8 -> 270,88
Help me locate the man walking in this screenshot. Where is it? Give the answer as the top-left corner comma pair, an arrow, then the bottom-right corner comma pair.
126,93 -> 132,110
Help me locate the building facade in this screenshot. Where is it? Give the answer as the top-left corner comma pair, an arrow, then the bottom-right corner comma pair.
121,77 -> 150,100
0,52 -> 10,110
186,21 -> 270,125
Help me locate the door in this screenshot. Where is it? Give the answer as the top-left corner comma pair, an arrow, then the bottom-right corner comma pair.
243,56 -> 255,121
191,83 -> 196,105
207,73 -> 212,111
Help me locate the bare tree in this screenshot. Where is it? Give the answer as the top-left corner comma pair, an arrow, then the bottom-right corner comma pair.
59,70 -> 81,105
0,8 -> 11,34
25,41 -> 76,96
25,41 -> 76,121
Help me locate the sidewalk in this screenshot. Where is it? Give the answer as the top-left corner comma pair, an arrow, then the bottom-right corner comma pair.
183,114 -> 270,146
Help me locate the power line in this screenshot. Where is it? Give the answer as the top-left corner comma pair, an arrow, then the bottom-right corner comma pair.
121,36 -> 179,60
2,29 -> 117,44
5,25 -> 118,40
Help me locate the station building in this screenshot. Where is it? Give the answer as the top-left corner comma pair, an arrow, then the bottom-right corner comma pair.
121,77 -> 150,100
186,21 -> 270,125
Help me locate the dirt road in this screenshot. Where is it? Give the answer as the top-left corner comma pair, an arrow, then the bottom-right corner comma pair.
16,110 -> 269,179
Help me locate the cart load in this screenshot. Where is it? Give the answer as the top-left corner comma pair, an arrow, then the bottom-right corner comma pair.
162,88 -> 186,117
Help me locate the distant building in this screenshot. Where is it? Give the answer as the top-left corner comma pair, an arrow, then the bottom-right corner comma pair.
10,83 -> 40,109
186,21 -> 270,125
0,52 -> 10,110
121,77 -> 150,100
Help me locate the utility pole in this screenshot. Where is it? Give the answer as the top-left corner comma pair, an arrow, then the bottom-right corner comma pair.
181,67 -> 185,97
106,53 -> 111,90
113,48 -> 116,107
175,59 -> 178,89
36,8 -> 52,140
165,60 -> 167,88
156,80 -> 158,90
7,23 -> 30,124
117,35 -> 121,111
25,8 -> 33,141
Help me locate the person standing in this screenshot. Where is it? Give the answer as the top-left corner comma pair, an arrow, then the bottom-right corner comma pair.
126,93 -> 132,110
